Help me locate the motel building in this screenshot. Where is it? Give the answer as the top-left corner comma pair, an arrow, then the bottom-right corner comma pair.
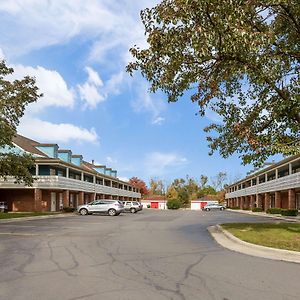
225,154 -> 300,211
0,134 -> 141,212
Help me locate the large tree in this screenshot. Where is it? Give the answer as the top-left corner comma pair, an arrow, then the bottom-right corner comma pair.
0,60 -> 41,185
127,0 -> 300,166
129,176 -> 149,196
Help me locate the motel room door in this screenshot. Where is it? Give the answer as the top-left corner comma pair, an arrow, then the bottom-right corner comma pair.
50,192 -> 56,212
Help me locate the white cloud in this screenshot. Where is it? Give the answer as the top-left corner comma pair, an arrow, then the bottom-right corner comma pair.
78,82 -> 106,109
145,152 -> 188,176
131,81 -> 166,125
85,66 -> 103,87
106,156 -> 118,164
11,64 -> 75,113
19,117 -> 98,144
118,176 -> 129,182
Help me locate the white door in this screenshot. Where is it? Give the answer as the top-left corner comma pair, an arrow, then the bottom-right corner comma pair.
50,192 -> 56,212
191,202 -> 200,210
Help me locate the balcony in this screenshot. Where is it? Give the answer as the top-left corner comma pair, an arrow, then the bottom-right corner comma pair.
225,172 -> 300,199
0,176 -> 141,198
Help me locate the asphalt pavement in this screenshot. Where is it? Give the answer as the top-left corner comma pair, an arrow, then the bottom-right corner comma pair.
0,209 -> 299,300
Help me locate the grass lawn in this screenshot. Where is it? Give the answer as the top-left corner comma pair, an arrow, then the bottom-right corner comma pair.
0,212 -> 61,219
221,223 -> 300,252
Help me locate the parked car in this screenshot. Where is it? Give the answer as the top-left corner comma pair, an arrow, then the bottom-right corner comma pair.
203,203 -> 226,211
122,201 -> 142,213
78,200 -> 124,216
0,202 -> 8,213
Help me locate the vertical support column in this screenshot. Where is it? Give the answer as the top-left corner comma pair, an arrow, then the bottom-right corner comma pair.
241,197 -> 245,209
250,195 -> 255,209
256,194 -> 262,209
264,193 -> 271,211
34,188 -> 42,212
81,172 -> 84,181
35,164 -> 39,176
275,168 -> 278,179
63,190 -> 69,208
288,189 -> 296,209
66,167 -> 69,178
289,163 -> 292,175
78,191 -> 84,206
275,191 -> 282,208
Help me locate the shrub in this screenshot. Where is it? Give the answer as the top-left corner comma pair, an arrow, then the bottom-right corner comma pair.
230,206 -> 240,210
242,207 -> 251,210
281,209 -> 298,216
147,204 -> 151,208
63,207 -> 76,213
266,208 -> 282,214
252,207 -> 263,212
167,199 -> 181,210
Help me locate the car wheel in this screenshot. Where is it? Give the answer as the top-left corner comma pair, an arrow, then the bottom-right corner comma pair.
80,208 -> 88,216
130,208 -> 136,214
206,208 -> 210,211
108,209 -> 117,216
220,207 -> 224,211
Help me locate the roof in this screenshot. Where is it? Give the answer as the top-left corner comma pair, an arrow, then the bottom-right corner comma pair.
142,195 -> 166,201
12,134 -> 46,157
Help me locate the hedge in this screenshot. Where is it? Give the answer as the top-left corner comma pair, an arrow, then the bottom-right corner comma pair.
281,209 -> 298,216
166,199 -> 181,210
230,206 -> 240,210
252,207 -> 263,212
266,208 -> 282,214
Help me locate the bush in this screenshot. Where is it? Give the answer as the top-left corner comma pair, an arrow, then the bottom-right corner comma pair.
266,208 -> 282,214
281,209 -> 298,216
147,204 -> 151,208
63,207 -> 76,213
252,208 -> 263,212
242,208 -> 251,210
167,199 -> 181,210
230,206 -> 240,210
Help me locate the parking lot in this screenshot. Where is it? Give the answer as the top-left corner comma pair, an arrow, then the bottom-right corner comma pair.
0,209 -> 299,300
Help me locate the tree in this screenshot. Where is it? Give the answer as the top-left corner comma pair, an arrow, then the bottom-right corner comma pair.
200,175 -> 208,188
129,177 -> 149,196
0,60 -> 41,185
149,178 -> 165,195
127,1 -> 300,167
211,171 -> 227,191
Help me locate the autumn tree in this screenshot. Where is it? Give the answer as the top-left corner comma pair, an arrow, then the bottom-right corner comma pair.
129,177 -> 149,196
149,178 -> 165,195
127,0 -> 300,167
0,60 -> 41,185
211,171 -> 227,191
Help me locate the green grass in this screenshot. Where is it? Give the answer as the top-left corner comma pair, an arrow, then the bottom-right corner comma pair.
221,223 -> 300,252
0,212 -> 61,219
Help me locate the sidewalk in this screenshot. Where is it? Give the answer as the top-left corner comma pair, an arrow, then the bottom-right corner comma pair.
208,225 -> 300,264
227,209 -> 300,223
0,213 -> 75,223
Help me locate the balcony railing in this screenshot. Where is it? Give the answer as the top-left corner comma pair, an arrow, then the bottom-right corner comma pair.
225,172 -> 300,199
0,176 -> 141,198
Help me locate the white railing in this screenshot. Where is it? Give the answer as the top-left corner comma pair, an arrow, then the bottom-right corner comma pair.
0,176 -> 141,198
225,172 -> 300,199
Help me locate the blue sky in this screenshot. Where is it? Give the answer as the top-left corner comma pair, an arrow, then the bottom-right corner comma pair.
0,0 -> 254,186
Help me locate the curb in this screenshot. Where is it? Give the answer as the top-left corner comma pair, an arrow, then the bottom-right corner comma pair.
227,209 -> 300,223
208,224 -> 300,264
0,213 -> 76,223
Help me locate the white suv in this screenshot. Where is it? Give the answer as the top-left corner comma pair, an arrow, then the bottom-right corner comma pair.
123,201 -> 142,213
78,200 -> 124,216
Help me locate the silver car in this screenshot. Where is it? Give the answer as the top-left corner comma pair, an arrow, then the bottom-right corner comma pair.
122,201 -> 142,213
203,203 -> 226,211
78,200 -> 124,216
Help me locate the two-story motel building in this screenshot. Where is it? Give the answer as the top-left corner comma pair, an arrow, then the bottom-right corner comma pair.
0,134 -> 141,212
225,154 -> 300,211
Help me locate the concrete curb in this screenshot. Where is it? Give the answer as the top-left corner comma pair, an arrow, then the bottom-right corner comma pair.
0,213 -> 76,223
227,209 -> 300,223
208,224 -> 300,264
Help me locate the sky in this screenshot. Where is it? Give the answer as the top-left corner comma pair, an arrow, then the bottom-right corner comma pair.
0,0 -> 254,186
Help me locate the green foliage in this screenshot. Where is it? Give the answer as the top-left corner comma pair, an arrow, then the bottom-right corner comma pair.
0,60 -> 41,186
252,207 -> 263,212
266,208 -> 282,214
166,198 -> 181,209
230,206 -> 240,210
128,1 -> 300,166
281,209 -> 298,216
196,185 -> 217,198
